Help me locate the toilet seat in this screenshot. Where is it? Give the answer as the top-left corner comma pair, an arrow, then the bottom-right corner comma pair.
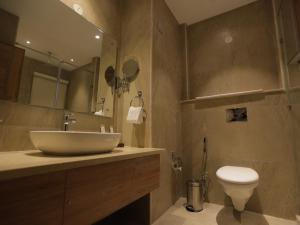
216,166 -> 259,184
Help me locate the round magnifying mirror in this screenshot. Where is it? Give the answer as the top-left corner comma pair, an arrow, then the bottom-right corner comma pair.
105,66 -> 115,87
122,59 -> 139,82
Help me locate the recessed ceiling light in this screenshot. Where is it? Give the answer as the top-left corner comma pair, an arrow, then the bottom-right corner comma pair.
95,35 -> 100,39
70,58 -> 74,62
26,40 -> 31,44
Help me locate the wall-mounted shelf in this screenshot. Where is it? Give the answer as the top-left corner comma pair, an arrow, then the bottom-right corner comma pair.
180,88 -> 285,104
290,86 -> 300,92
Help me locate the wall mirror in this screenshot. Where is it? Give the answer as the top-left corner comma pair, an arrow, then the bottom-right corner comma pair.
122,59 -> 139,82
115,59 -> 139,95
0,0 -> 117,118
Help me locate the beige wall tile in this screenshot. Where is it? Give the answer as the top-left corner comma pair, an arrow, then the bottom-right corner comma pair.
187,0 -> 280,98
182,94 -> 298,219
0,125 -> 35,151
0,100 -> 112,151
181,0 -> 300,219
0,100 -> 63,128
151,0 -> 185,221
117,0 -> 152,148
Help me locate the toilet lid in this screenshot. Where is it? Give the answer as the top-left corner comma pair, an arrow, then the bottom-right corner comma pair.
216,166 -> 259,184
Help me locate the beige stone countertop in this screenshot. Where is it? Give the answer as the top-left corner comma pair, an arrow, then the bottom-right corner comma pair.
0,147 -> 164,182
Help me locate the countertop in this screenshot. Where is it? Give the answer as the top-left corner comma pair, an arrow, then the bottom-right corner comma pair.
0,147 -> 164,182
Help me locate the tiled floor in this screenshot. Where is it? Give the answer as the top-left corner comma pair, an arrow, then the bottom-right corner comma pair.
153,198 -> 297,225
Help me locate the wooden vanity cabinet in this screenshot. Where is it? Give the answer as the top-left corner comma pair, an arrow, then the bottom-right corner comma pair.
0,172 -> 66,225
63,155 -> 160,225
0,155 -> 160,225
0,42 -> 24,101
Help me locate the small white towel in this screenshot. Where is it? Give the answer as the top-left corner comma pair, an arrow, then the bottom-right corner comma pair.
127,106 -> 143,124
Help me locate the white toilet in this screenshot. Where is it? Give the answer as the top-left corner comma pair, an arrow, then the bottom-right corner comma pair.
216,166 -> 259,211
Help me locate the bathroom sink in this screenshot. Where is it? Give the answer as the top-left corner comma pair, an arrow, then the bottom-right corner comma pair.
30,131 -> 121,155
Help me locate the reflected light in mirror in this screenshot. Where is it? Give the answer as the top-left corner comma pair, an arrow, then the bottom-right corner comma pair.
95,35 -> 101,39
26,40 -> 31,44
70,58 -> 74,62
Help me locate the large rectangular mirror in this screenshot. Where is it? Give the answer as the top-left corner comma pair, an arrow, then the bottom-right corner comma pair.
0,0 -> 117,117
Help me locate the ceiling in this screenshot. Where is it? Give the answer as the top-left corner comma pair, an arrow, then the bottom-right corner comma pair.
165,0 -> 257,25
0,0 -> 103,70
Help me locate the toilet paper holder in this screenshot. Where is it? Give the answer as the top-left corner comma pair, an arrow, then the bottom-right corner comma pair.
130,91 -> 147,119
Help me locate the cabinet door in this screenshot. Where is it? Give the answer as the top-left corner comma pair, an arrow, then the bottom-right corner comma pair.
0,172 -> 66,225
0,42 -> 24,101
64,155 -> 160,225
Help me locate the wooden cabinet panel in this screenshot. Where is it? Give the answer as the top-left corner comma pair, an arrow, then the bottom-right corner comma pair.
64,155 -> 160,225
0,155 -> 160,225
0,8 -> 19,45
0,42 -> 24,101
0,172 -> 66,225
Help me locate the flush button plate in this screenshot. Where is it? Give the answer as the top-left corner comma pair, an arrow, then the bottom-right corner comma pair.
226,107 -> 247,122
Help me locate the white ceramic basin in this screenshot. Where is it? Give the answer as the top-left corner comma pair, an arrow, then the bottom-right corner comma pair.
30,131 -> 121,155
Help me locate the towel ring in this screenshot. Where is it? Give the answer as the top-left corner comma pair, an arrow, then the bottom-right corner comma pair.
130,91 -> 144,107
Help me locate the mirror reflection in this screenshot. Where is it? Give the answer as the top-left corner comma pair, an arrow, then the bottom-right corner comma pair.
0,0 -> 117,117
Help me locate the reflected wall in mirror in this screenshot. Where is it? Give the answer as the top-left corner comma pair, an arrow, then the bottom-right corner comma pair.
0,0 -> 118,118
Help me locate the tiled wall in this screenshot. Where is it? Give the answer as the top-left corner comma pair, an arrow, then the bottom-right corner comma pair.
151,0 -> 185,221
187,0 -> 280,98
0,100 -> 112,151
182,0 -> 299,219
182,94 -> 298,219
116,0 -> 153,148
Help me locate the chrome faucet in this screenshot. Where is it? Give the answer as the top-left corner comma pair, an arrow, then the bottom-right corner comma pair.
64,113 -> 77,131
